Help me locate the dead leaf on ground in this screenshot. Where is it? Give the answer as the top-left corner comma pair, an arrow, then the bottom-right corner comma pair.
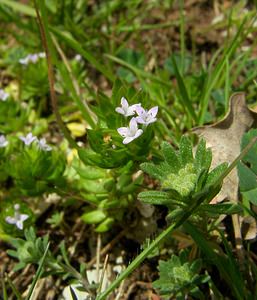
193,92 -> 257,244
193,92 -> 257,204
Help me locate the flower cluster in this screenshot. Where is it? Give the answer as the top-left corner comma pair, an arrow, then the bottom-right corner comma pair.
5,204 -> 29,230
0,89 -> 9,101
19,52 -> 46,65
116,97 -> 158,144
19,133 -> 52,151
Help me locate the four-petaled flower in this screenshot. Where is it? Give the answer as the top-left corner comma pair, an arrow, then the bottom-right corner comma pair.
19,133 -> 37,146
5,204 -> 29,230
0,89 -> 9,101
38,138 -> 52,151
135,106 -> 158,125
117,117 -> 143,144
115,97 -> 141,117
0,135 -> 8,148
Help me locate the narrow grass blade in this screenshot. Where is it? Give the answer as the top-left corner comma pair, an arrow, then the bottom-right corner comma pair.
25,242 -> 50,300
51,27 -> 115,82
105,53 -> 171,87
199,17 -> 247,124
1,277 -> 8,300
184,222 -> 245,300
6,274 -> 23,300
171,55 -> 198,122
0,0 -> 36,17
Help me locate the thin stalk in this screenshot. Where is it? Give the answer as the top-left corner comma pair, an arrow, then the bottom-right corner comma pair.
34,0 -> 77,149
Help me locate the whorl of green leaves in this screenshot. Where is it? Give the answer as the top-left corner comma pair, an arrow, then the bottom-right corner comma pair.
153,251 -> 210,299
139,136 -> 227,207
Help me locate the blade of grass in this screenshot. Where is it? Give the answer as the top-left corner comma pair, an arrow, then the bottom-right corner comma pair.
0,0 -> 36,17
25,242 -> 50,300
1,277 -> 8,300
52,36 -> 97,128
184,222 -> 245,300
171,55 -> 198,123
6,274 -> 23,300
51,27 -> 115,82
198,17 -> 248,124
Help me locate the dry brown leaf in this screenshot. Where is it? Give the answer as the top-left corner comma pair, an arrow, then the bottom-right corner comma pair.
193,92 -> 257,249
193,92 -> 257,204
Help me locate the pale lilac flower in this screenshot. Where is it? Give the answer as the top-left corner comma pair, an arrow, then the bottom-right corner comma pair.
115,97 -> 141,117
27,54 -> 39,63
37,138 -> 52,151
19,133 -> 37,146
19,57 -> 29,65
117,117 -> 143,144
0,89 -> 9,101
0,135 -> 8,148
135,106 -> 158,125
5,204 -> 29,230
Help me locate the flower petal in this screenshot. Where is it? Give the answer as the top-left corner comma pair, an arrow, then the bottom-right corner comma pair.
117,127 -> 128,137
16,220 -> 23,230
5,216 -> 16,225
20,214 -> 29,222
121,97 -> 129,109
123,136 -> 135,144
135,106 -> 145,116
115,107 -> 125,115
135,116 -> 146,124
148,106 -> 158,117
129,117 -> 138,133
134,129 -> 143,139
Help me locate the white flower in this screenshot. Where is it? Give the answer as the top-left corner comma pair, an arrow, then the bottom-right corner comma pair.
19,133 -> 37,146
38,52 -> 46,58
117,117 -> 143,144
135,106 -> 158,125
74,54 -> 82,61
37,138 -> 52,151
0,135 -> 8,148
0,89 -> 9,101
19,57 -> 29,65
115,97 -> 141,117
5,204 -> 29,230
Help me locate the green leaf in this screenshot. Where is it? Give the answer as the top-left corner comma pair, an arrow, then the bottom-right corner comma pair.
242,188 -> 257,206
95,217 -> 114,233
238,162 -> 257,192
161,142 -> 181,172
179,136 -> 193,166
140,162 -> 165,181
194,139 -> 212,172
138,191 -> 171,205
206,163 -> 228,186
0,0 -> 36,17
241,129 -> 257,174
81,210 -> 106,224
199,203 -> 243,216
